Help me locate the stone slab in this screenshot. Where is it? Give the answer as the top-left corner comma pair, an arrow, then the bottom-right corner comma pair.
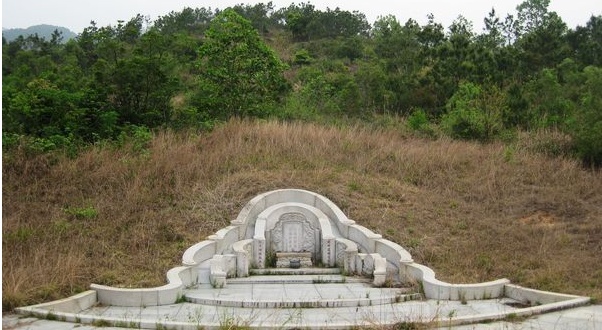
249,267 -> 341,275
226,274 -> 351,284
6,304 -> 602,329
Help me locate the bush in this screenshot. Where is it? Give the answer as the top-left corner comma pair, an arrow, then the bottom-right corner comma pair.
407,108 -> 435,137
293,49 -> 312,65
571,120 -> 602,167
565,66 -> 602,167
442,82 -> 504,141
441,107 -> 488,140
117,125 -> 153,154
442,83 -> 487,140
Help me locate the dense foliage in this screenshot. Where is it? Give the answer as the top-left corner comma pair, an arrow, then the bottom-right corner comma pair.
2,0 -> 602,165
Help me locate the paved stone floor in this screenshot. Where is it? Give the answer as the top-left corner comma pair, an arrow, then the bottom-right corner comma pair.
7,279 -> 600,329
437,305 -> 602,329
4,305 -> 602,329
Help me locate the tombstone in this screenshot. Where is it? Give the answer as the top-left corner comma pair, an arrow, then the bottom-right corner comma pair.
270,212 -> 317,267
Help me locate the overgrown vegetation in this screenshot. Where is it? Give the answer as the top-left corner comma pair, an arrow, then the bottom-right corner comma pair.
2,0 -> 602,311
3,119 -> 601,311
2,0 -> 602,165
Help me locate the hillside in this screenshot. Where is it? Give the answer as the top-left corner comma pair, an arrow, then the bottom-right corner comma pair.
3,119 -> 601,310
3,4 -> 602,168
2,24 -> 76,42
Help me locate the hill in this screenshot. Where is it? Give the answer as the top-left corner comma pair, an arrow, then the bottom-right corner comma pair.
2,24 -> 76,42
3,5 -> 602,167
2,118 -> 601,310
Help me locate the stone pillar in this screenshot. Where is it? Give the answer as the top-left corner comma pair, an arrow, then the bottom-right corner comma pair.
345,249 -> 357,274
209,256 -> 227,288
233,239 -> 252,277
319,217 -> 335,267
322,237 -> 335,267
253,218 -> 267,268
373,255 -> 387,287
336,238 -> 358,275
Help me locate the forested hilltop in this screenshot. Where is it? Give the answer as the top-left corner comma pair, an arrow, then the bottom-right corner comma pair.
2,0 -> 602,165
2,24 -> 77,43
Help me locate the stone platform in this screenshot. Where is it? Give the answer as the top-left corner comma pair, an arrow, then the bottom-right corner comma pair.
184,269 -> 420,308
7,305 -> 602,330
14,277 -> 591,329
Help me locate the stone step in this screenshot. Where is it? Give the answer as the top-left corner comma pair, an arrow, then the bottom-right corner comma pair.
225,274 -> 363,284
184,289 -> 422,308
249,267 -> 342,276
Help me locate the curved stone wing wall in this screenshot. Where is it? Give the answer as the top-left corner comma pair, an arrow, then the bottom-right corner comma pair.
91,189 -> 515,305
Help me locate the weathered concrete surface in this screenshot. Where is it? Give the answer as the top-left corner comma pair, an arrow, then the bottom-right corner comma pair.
5,304 -> 601,329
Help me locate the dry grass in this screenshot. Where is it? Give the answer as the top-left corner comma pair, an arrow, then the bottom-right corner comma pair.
3,118 -> 601,310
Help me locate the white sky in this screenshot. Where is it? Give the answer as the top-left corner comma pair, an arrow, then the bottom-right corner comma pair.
2,0 -> 600,34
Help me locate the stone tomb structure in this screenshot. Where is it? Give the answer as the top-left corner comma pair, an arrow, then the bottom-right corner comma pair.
206,192 -> 396,288
255,203 -> 335,269
16,189 -> 591,329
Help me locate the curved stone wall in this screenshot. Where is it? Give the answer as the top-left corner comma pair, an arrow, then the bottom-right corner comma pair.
91,266 -> 196,307
91,189 -> 515,305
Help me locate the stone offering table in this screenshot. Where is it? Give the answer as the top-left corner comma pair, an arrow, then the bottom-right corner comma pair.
275,252 -> 312,268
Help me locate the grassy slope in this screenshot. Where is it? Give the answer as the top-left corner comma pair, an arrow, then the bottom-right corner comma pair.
3,119 -> 601,310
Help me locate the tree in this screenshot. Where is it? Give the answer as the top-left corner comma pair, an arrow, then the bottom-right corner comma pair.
418,14 -> 445,50
371,16 -> 427,114
277,4 -> 369,41
437,15 -> 477,84
518,12 -> 569,73
372,15 -> 406,62
522,68 -> 574,128
516,0 -> 551,34
232,2 -> 281,35
279,3 -> 316,42
3,78 -> 85,139
482,8 -> 506,47
566,66 -> 602,166
154,7 -> 215,36
512,0 -> 570,74
194,9 -> 288,119
567,15 -> 602,66
308,8 -> 370,39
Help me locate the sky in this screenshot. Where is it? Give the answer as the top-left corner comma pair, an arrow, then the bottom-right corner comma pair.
2,0 -> 600,34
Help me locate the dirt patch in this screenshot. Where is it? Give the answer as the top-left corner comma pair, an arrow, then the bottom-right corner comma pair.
519,211 -> 558,229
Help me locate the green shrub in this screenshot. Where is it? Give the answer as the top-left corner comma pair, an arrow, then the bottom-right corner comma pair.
293,49 -> 312,65
442,82 -> 504,141
407,108 -> 434,136
566,66 -> 602,167
117,125 -> 153,153
442,106 -> 488,140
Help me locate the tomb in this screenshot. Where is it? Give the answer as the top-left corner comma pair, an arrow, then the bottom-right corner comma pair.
15,189 -> 592,329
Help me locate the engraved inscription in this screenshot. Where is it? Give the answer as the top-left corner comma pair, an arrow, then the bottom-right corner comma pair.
284,222 -> 303,252
271,212 -> 316,254
270,212 -> 319,267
